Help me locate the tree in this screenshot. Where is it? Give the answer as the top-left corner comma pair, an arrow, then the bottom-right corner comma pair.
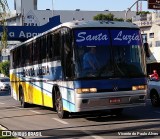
0,61 -> 10,77
93,13 -> 114,21
126,18 -> 132,22
114,18 -> 124,22
93,13 -> 126,22
0,0 -> 9,51
136,11 -> 150,15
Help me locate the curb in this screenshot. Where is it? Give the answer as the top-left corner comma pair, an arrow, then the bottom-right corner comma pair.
0,124 -> 24,139
0,124 -> 8,130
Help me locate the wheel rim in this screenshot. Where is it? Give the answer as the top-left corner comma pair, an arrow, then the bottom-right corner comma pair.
20,89 -> 24,106
56,92 -> 63,115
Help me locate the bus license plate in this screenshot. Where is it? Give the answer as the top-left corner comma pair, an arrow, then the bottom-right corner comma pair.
109,98 -> 121,103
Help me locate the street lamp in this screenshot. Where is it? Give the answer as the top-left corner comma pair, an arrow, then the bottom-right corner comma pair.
125,0 -> 147,21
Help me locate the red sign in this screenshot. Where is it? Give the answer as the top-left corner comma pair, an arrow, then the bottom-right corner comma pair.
148,3 -> 160,9
148,0 -> 160,3
148,0 -> 160,9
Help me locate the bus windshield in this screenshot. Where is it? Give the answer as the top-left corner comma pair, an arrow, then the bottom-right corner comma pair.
74,28 -> 146,79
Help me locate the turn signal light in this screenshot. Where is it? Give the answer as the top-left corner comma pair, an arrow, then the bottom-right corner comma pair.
132,85 -> 147,91
76,88 -> 97,93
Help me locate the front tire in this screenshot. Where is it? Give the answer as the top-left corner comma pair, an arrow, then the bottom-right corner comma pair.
150,92 -> 160,107
55,90 -> 69,119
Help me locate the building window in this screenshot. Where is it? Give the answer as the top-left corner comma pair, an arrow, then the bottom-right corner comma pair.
142,34 -> 147,43
149,42 -> 152,47
149,33 -> 154,38
156,41 -> 160,47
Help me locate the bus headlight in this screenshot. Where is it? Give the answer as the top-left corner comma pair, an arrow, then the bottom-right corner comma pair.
132,85 -> 147,91
76,88 -> 97,93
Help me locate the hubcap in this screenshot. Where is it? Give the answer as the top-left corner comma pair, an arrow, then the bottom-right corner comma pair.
56,94 -> 62,114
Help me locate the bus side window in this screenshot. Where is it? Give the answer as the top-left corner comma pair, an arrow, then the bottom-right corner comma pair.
25,42 -> 31,65
21,45 -> 25,67
41,36 -> 47,62
33,38 -> 41,64
16,48 -> 20,67
53,31 -> 61,59
29,42 -> 33,65
12,49 -> 16,68
47,34 -> 53,60
62,29 -> 73,79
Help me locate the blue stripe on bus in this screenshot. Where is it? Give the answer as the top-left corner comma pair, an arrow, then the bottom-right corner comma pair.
17,75 -> 75,93
18,78 -> 76,108
63,99 -> 76,112
31,82 -> 52,94
58,85 -> 74,90
15,66 -> 63,80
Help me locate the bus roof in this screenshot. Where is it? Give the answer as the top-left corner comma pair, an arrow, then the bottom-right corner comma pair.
11,20 -> 139,50
61,20 -> 139,29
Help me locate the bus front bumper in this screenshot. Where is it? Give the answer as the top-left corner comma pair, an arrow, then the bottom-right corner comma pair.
75,90 -> 146,112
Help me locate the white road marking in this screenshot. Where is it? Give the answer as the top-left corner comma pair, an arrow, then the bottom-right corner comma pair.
15,106 -> 34,110
82,130 -> 104,139
0,102 -> 5,105
52,118 -> 69,125
30,110 -> 41,114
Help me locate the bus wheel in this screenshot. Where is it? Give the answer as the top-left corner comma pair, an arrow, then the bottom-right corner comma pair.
110,108 -> 123,116
150,92 -> 160,107
19,88 -> 28,108
55,90 -> 69,119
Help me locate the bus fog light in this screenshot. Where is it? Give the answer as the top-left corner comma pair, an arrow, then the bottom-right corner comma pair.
89,88 -> 97,93
132,85 -> 146,90
76,88 -> 89,93
76,88 -> 97,93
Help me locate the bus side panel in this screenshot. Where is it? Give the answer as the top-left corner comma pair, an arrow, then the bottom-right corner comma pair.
31,81 -> 53,107
21,80 -> 53,107
57,82 -> 76,112
10,69 -> 53,108
10,72 -> 20,101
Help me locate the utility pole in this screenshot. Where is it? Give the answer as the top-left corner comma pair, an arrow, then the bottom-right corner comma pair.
52,0 -> 54,17
125,0 -> 147,21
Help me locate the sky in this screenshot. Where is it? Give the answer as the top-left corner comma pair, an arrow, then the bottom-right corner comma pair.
7,0 -> 150,12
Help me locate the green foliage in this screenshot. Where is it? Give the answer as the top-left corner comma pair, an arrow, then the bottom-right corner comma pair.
136,11 -> 150,15
0,61 -> 10,77
93,13 -> 114,21
0,0 -> 9,50
114,18 -> 124,22
93,13 -> 125,22
126,18 -> 132,22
